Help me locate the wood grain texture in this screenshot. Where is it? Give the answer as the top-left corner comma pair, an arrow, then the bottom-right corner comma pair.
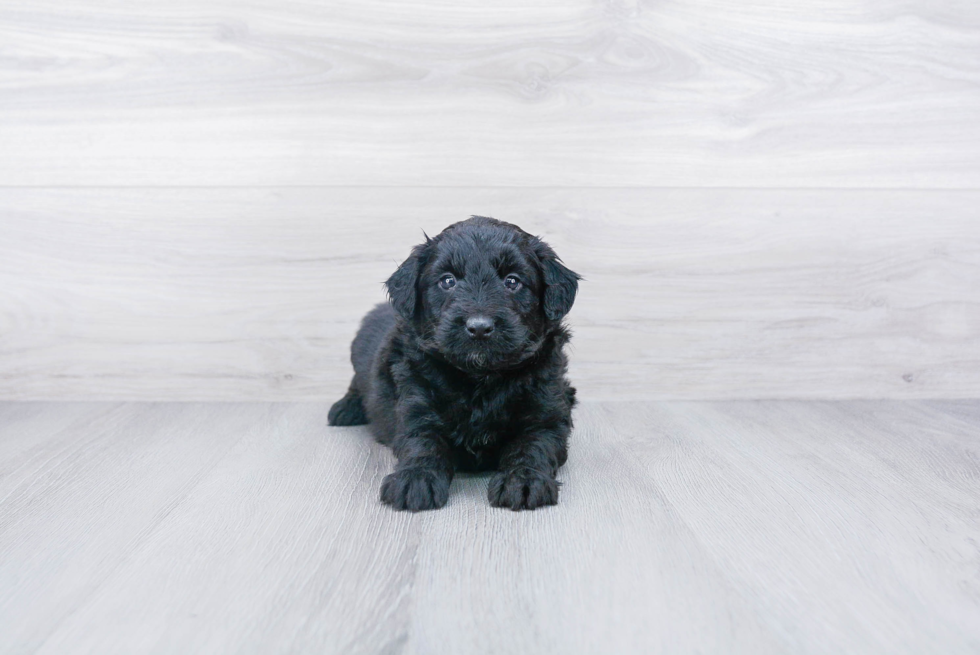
1,0 -> 979,187
0,402 -> 283,652
1,187 -> 978,401
1,400 -> 978,654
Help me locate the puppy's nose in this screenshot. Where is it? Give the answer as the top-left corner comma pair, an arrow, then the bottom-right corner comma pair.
465,316 -> 494,339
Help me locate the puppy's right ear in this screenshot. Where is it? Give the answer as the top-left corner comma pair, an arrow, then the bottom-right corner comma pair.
385,242 -> 428,321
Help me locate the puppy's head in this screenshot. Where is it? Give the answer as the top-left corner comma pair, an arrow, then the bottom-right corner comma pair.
385,216 -> 580,373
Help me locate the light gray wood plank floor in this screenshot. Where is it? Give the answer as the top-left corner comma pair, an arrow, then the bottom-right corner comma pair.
1,400 -> 977,654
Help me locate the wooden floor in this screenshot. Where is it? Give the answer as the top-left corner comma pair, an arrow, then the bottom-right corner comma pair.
1,400 -> 978,654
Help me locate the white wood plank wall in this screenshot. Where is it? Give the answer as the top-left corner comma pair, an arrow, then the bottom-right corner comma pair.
1,1 -> 978,400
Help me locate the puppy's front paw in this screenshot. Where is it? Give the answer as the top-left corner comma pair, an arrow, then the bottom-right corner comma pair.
380,468 -> 450,512
488,469 -> 559,510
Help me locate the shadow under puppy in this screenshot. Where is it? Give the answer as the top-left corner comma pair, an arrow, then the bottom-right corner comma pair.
329,216 -> 580,511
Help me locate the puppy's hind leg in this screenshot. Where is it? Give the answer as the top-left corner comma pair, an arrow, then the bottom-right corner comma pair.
328,383 -> 368,426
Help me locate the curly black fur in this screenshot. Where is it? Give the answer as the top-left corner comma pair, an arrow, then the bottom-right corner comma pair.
329,216 -> 580,511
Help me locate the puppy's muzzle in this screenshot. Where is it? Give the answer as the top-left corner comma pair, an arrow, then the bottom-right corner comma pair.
465,316 -> 494,340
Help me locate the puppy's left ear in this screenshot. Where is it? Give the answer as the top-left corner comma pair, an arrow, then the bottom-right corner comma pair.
385,242 -> 428,322
534,240 -> 581,321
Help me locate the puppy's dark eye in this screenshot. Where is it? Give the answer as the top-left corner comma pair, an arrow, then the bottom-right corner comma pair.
439,274 -> 456,290
504,275 -> 521,291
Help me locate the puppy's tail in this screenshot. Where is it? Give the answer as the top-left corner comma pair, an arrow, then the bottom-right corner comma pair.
328,385 -> 369,426
565,384 -> 577,409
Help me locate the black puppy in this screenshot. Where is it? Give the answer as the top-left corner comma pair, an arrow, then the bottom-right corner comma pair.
328,216 -> 580,511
